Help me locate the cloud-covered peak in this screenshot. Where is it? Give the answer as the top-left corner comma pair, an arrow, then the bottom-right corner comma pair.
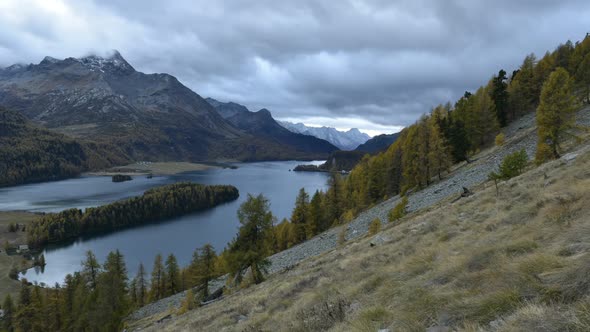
1,0 -> 589,134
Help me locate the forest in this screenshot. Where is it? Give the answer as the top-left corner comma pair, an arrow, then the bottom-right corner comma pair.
0,107 -> 130,188
26,183 -> 239,247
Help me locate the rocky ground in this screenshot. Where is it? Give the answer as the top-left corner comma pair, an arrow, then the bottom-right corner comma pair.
128,107 -> 590,326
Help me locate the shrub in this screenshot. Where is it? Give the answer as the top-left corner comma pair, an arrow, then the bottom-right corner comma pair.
338,227 -> 347,246
368,218 -> 381,235
388,196 -> 408,222
177,288 -> 197,315
495,133 -> 506,146
489,149 -> 529,189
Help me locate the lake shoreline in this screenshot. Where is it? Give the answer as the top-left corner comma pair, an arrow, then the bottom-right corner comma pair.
86,161 -> 224,176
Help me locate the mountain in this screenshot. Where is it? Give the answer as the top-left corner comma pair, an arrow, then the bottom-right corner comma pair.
0,52 -> 330,162
354,132 -> 401,153
278,121 -> 370,150
0,107 -> 129,187
206,98 -> 339,156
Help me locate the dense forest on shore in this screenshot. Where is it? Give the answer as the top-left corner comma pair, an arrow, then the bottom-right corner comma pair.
0,107 -> 130,188
26,183 -> 239,247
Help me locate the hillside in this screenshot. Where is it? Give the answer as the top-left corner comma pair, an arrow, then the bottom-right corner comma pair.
0,107 -> 129,187
128,108 -> 590,331
354,132 -> 400,153
0,53 -> 331,162
279,121 -> 370,150
206,98 -> 339,157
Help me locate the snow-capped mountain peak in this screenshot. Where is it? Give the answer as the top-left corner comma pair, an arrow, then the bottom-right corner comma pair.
278,121 -> 370,150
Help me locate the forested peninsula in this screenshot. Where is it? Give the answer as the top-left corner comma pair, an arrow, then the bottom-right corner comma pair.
27,183 -> 239,247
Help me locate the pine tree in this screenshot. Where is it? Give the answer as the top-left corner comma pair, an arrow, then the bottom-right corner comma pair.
16,279 -> 33,332
229,194 -> 275,284
3,294 -> 15,332
136,263 -> 147,307
150,253 -> 166,301
165,254 -> 181,296
536,68 -> 578,163
189,244 -> 217,298
82,250 -> 100,290
575,53 -> 590,103
491,69 -> 510,126
96,250 -> 129,331
290,188 -> 311,243
309,190 -> 327,233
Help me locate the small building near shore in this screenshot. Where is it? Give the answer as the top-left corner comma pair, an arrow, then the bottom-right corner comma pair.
17,244 -> 29,253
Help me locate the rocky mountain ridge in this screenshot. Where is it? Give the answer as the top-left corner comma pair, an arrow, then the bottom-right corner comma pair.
279,120 -> 370,150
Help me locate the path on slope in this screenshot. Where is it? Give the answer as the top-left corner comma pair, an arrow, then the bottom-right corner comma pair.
129,108 -> 590,323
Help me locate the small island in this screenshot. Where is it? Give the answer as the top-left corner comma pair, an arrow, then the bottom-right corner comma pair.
112,174 -> 132,182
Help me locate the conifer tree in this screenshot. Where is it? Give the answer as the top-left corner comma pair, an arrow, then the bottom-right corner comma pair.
228,194 -> 275,284
491,69 -> 510,126
82,250 -> 100,290
165,254 -> 181,296
290,188 -> 311,243
3,294 -> 15,332
150,253 -> 166,301
575,53 -> 590,103
189,244 -> 217,298
535,68 -> 578,163
136,263 -> 147,307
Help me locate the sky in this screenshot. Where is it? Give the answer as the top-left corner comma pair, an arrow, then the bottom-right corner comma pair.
1,1 -> 590,136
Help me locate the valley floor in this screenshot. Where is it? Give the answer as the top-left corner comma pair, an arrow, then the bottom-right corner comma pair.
86,161 -> 220,176
131,112 -> 590,331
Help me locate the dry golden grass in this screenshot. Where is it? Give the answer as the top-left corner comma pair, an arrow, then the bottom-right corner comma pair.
133,143 -> 590,332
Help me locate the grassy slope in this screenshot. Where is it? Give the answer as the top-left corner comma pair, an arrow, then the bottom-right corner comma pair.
141,141 -> 590,331
0,211 -> 39,300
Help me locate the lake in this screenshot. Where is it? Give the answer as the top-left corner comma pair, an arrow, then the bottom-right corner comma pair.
0,161 -> 328,286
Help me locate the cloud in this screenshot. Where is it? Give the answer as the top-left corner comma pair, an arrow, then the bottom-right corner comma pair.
1,0 -> 590,134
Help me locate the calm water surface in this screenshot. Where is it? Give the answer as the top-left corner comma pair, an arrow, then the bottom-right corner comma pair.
0,161 -> 327,285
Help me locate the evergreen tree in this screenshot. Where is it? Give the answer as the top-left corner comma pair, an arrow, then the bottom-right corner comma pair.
229,194 -> 275,284
536,68 -> 578,162
82,250 -> 100,290
575,53 -> 590,103
189,244 -> 217,298
3,294 -> 15,332
16,279 -> 33,332
491,69 -> 510,126
309,190 -> 327,233
290,188 -> 311,243
136,263 -> 147,307
165,254 -> 181,296
508,54 -> 538,119
150,253 -> 166,301
96,250 -> 129,331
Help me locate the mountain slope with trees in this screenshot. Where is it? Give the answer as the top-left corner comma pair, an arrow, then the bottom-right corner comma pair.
0,107 -> 130,187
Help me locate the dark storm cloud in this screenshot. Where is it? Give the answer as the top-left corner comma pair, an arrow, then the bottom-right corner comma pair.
1,0 -> 589,134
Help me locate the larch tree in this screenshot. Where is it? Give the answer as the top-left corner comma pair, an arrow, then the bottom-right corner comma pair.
575,53 -> 590,103
136,263 -> 147,307
290,188 -> 311,243
189,243 -> 217,298
229,194 -> 275,284
165,254 -> 181,296
150,254 -> 166,301
535,67 -> 578,163
82,250 -> 101,290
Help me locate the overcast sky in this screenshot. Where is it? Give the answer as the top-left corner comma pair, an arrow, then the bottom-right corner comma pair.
1,0 -> 589,136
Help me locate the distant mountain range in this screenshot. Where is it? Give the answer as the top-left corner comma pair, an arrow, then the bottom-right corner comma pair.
355,132 -> 401,153
205,98 -> 339,155
0,52 -> 336,162
278,121 -> 370,150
